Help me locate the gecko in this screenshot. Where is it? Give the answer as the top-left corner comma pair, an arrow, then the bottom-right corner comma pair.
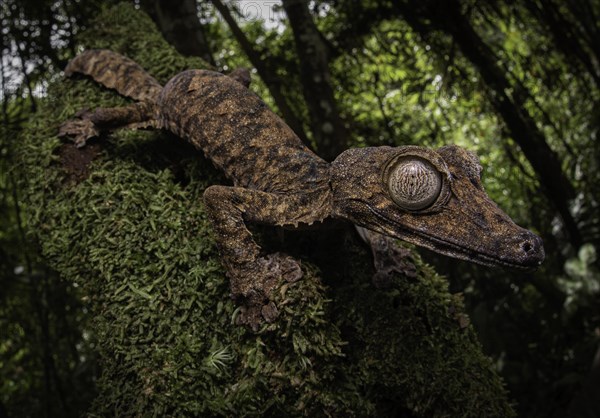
59,50 -> 544,327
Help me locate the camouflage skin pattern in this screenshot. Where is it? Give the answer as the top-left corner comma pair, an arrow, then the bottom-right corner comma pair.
59,50 -> 544,327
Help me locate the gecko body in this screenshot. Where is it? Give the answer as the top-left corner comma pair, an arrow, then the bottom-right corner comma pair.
60,50 -> 544,327
160,70 -> 330,195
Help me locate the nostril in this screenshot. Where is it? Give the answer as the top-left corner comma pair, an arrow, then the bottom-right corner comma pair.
516,233 -> 544,267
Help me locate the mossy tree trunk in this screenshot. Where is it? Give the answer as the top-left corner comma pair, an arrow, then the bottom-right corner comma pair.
16,3 -> 515,417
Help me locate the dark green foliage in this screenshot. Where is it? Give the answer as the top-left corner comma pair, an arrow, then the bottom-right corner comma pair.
13,3 -> 515,417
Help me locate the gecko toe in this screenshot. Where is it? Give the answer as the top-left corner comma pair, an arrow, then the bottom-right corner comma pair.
230,253 -> 303,331
74,108 -> 92,118
235,300 -> 279,330
236,304 -> 262,331
261,301 -> 279,323
231,253 -> 303,329
58,119 -> 99,147
269,253 -> 303,283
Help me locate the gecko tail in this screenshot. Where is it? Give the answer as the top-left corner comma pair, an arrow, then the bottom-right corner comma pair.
65,49 -> 163,102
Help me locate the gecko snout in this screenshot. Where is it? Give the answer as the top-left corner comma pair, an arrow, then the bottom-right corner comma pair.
515,232 -> 545,268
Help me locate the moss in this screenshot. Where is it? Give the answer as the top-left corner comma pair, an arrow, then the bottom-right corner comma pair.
16,3 -> 515,417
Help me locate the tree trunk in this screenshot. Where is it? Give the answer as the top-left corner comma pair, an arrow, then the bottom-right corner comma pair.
522,0 -> 600,88
140,0 -> 216,66
210,0 -> 310,146
282,0 -> 350,161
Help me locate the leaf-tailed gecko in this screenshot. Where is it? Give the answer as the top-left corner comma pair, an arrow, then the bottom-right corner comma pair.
59,50 -> 544,327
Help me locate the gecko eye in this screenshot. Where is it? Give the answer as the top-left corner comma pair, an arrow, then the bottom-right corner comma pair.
387,157 -> 443,211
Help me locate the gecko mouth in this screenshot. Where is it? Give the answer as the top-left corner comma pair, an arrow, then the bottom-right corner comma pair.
366,205 -> 542,271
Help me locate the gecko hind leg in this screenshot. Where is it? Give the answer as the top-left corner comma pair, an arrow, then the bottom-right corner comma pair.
58,101 -> 159,147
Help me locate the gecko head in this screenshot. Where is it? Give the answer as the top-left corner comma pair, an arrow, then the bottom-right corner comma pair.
330,145 -> 545,271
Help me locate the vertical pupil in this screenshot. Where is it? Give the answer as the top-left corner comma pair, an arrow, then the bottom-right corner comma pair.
388,157 -> 442,210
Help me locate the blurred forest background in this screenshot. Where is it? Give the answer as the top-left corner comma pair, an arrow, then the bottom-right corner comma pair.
1,0 -> 599,417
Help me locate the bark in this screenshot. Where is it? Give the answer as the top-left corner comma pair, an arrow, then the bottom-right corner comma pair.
140,0 -> 216,66
562,0 -> 600,71
282,0 -> 350,160
210,0 -> 310,146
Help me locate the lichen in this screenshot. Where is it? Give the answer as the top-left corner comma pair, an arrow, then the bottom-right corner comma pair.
15,3 -> 515,417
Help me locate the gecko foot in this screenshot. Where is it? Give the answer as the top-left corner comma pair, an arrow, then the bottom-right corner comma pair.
356,226 -> 417,289
270,253 -> 303,283
58,117 -> 99,148
234,253 -> 303,330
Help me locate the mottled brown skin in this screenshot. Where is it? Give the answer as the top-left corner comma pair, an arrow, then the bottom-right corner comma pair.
59,50 -> 545,327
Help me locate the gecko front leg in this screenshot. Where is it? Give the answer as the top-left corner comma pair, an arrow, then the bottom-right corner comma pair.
356,226 -> 417,289
58,102 -> 158,147
203,185 -> 328,328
